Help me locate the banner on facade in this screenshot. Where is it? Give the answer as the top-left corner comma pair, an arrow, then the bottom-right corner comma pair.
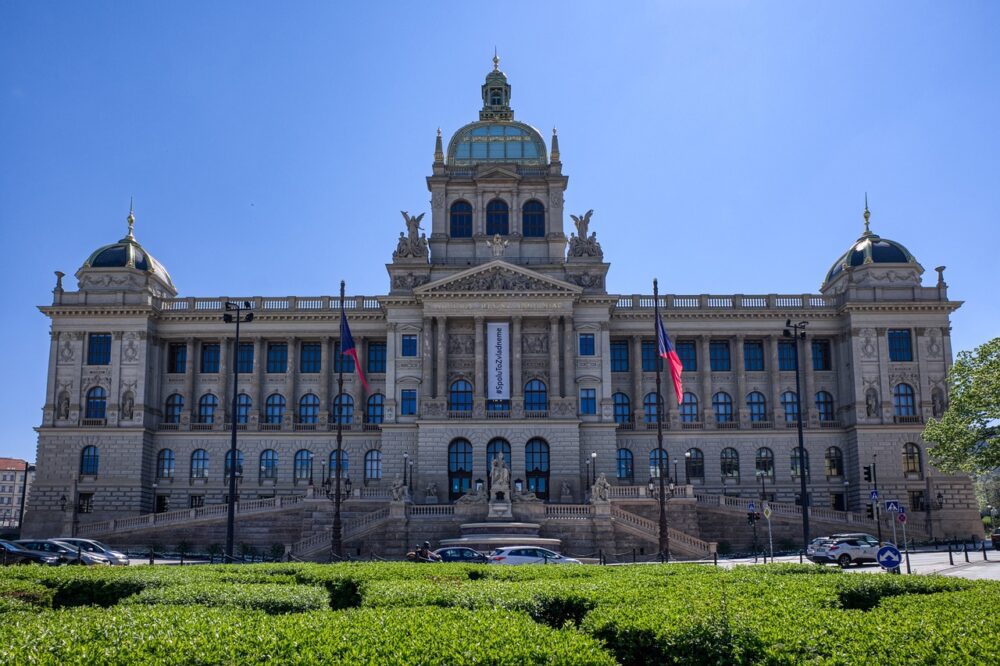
487,322 -> 510,400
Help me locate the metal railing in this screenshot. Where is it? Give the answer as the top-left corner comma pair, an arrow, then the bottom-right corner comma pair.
615,293 -> 838,311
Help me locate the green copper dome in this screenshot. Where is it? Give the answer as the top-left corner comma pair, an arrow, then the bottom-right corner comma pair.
82,209 -> 174,287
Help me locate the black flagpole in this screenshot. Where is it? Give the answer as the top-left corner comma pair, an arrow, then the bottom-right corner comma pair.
654,279 -> 670,562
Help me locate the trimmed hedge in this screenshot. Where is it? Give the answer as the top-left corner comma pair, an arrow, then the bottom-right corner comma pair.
122,582 -> 329,614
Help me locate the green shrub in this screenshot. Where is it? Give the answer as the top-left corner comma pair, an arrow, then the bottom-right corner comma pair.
122,582 -> 328,614
836,574 -> 974,610
0,577 -> 55,609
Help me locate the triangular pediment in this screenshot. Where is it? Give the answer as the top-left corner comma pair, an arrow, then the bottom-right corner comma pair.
476,165 -> 520,180
415,261 -> 583,296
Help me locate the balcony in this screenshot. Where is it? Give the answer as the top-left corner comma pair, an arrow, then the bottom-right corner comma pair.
158,423 -> 180,431
894,415 -> 923,425
716,421 -> 740,430
260,423 -> 282,431
362,423 -> 383,432
294,422 -> 317,431
616,420 -> 636,431
448,410 -> 473,419
681,421 -> 704,430
485,410 -> 511,419
523,410 -> 549,419
750,420 -> 773,429
191,423 -> 214,431
81,418 -> 106,427
818,418 -> 842,429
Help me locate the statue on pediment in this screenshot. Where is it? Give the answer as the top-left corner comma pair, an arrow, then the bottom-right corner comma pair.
568,210 -> 602,258
393,211 -> 428,259
486,233 -> 508,258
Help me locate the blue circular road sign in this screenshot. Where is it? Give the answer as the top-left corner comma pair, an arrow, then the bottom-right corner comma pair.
877,545 -> 902,569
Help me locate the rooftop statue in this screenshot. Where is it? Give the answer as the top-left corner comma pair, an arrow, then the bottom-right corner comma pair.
568,209 -> 602,258
394,211 -> 428,259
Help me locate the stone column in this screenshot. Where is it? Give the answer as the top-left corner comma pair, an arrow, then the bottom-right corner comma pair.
598,321 -> 611,401
631,335 -> 643,423
286,336 -> 298,425
802,334 -> 815,424
699,336 -> 712,423
44,331 -> 59,426
436,317 -> 448,399
565,316 -> 578,400
109,332 -> 123,418
218,336 -> 230,424
184,337 -> 196,424
422,317 -> 434,397
385,324 -> 397,418
318,336 -> 331,423
511,316 -> 523,401
474,316 -> 485,397
735,335 -> 746,425
254,337 -> 265,422
768,335 -> 781,423
548,316 -> 561,398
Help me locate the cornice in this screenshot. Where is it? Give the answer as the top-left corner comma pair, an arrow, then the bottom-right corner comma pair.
39,305 -> 156,318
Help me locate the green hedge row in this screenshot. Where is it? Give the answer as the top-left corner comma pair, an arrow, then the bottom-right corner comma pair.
122,582 -> 329,614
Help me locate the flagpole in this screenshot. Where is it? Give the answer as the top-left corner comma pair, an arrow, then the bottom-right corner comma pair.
332,280 -> 345,560
654,279 -> 670,562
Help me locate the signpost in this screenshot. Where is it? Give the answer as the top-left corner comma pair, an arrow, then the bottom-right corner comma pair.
885,500 -> 901,548
763,502 -> 773,562
877,544 -> 902,571
899,506 -> 911,574
870,489 -> 879,502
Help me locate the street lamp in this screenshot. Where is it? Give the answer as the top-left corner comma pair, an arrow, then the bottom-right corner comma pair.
403,453 -> 409,489
843,480 -> 850,512
757,469 -> 767,502
223,300 -> 253,563
590,452 -> 597,486
684,450 -> 691,485
672,458 -> 679,486
330,281 -> 349,560
783,318 -> 809,554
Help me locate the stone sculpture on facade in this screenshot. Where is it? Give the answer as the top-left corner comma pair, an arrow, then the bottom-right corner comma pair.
393,211 -> 428,259
590,473 -> 612,503
568,209 -> 603,257
490,453 -> 511,500
865,388 -> 879,417
390,474 -> 409,502
57,392 -> 69,420
424,482 -> 439,504
486,233 -> 509,258
121,392 -> 134,420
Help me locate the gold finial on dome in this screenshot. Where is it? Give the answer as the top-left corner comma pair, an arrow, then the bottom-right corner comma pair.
862,192 -> 871,235
127,197 -> 135,239
492,48 -> 500,71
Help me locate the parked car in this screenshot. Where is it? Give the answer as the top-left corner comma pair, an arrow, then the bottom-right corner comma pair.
806,537 -> 832,557
15,539 -> 111,565
55,538 -> 130,566
0,539 -> 61,566
434,547 -> 488,564
829,533 -> 880,546
488,546 -> 581,565
809,537 -> 879,567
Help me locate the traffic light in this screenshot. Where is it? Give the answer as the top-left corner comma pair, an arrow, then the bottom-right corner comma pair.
863,465 -> 872,483
866,504 -> 874,519
747,511 -> 755,525
754,512 -> 761,521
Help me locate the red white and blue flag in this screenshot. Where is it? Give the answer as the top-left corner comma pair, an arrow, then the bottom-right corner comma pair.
656,311 -> 684,403
339,307 -> 369,392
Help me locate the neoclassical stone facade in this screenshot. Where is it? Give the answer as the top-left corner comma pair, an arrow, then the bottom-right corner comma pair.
23,61 -> 980,544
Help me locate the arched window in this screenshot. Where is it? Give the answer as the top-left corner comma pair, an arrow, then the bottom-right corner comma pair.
524,379 -> 548,412
80,445 -> 99,475
450,200 -> 473,238
815,391 -> 835,422
746,392 -> 767,422
903,443 -> 922,475
259,449 -> 278,481
686,448 -> 705,481
487,438 -> 512,481
364,450 -> 382,481
781,391 -> 799,422
613,392 -> 631,425
156,449 -> 175,479
824,446 -> 843,477
712,391 -> 733,423
522,200 -> 545,237
298,394 -> 320,424
525,438 -> 550,499
366,393 -> 384,424
265,393 -> 286,424
224,449 -> 244,481
644,392 -> 664,424
332,393 -> 354,425
198,393 -> 217,424
235,393 -> 251,425
721,448 -> 740,479
617,448 -> 634,482
190,449 -> 209,479
165,394 -> 184,424
649,447 -> 668,479
680,392 -> 699,422
329,450 -> 348,477
85,387 -> 106,420
893,384 -> 916,417
294,449 -> 313,482
791,448 -> 810,479
449,380 -> 473,412
486,199 -> 509,235
448,439 -> 473,500
755,447 -> 774,478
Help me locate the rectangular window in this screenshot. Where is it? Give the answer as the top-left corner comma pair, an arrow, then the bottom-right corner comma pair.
200,343 -> 220,373
167,343 -> 187,373
334,341 -> 355,373
401,389 -> 417,415
811,339 -> 832,371
189,495 -> 204,509
641,340 -> 663,372
300,342 -> 321,373
580,388 -> 596,415
778,340 -> 797,371
87,334 -> 112,365
579,333 -> 595,356
908,490 -> 925,512
367,342 -> 387,373
709,341 -> 731,371
237,342 -> 254,374
78,493 -> 94,514
401,334 -> 418,357
676,340 -> 697,372
610,340 -> 629,372
266,343 -> 288,373
743,340 -> 764,371
888,329 -> 913,362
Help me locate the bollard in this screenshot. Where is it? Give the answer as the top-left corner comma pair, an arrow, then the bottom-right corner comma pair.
148,547 -> 154,566
948,543 -> 954,566
632,548 -> 636,564
904,549 -> 911,574
713,551 -> 718,567
963,542 -> 970,563
799,550 -> 803,564
982,540 -> 988,561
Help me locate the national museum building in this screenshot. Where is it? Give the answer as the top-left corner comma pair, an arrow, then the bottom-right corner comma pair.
23,62 -> 981,556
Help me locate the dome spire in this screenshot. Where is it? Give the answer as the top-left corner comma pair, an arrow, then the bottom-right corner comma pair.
433,127 -> 444,165
862,192 -> 871,236
126,197 -> 135,239
480,52 -> 512,121
493,47 -> 499,71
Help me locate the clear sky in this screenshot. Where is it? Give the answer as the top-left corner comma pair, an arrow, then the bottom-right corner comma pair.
1,1 -> 998,462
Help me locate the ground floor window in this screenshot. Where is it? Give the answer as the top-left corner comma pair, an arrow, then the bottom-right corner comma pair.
525,438 -> 550,500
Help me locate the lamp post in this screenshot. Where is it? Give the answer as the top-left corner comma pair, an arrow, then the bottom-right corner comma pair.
330,281 -> 348,559
590,452 -> 597,486
758,469 -> 767,502
842,480 -> 850,512
672,459 -> 679,486
684,450 -> 690,485
403,453 -> 409,489
783,319 -> 809,554
223,300 -> 253,563
653,279 -> 670,562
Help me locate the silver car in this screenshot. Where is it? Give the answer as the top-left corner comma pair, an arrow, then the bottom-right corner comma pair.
56,538 -> 130,566
15,539 -> 111,565
488,546 -> 581,565
809,537 -> 879,567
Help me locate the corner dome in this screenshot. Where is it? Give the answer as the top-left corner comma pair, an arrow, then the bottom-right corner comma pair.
82,208 -> 174,288
823,206 -> 919,286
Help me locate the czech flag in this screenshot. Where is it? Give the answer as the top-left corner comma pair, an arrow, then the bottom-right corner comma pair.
339,307 -> 369,393
656,313 -> 684,404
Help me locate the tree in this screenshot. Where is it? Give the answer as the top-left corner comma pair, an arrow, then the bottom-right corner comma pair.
923,337 -> 1000,474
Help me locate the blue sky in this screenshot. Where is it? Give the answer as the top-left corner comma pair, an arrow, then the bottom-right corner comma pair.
1,1 -> 998,462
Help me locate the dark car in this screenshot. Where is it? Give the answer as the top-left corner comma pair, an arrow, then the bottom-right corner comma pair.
15,540 -> 110,565
0,539 -> 61,566
434,546 -> 488,564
